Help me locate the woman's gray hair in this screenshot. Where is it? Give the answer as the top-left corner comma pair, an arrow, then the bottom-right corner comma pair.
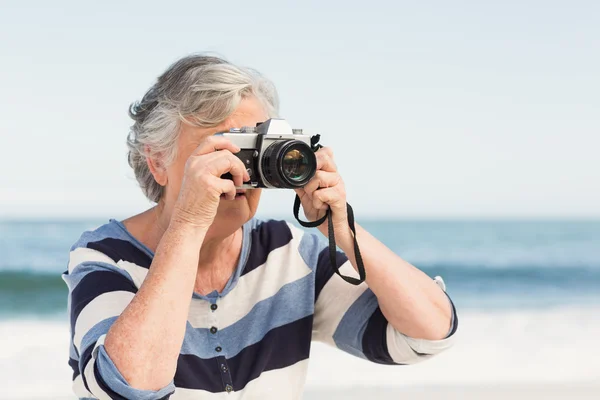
127,54 -> 280,202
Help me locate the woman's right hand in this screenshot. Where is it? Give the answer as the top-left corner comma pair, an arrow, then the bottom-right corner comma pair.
172,136 -> 250,229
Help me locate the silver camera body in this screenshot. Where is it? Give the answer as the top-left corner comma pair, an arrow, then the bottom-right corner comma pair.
217,118 -> 317,189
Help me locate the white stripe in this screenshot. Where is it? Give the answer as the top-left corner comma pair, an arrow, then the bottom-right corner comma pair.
402,326 -> 456,356
386,323 -> 456,364
312,261 -> 369,345
74,291 -> 135,352
187,229 -> 311,329
69,247 -> 149,289
116,260 -> 149,288
385,323 -> 422,364
170,359 -> 309,399
72,374 -> 93,398
434,275 -> 447,291
69,247 -> 117,273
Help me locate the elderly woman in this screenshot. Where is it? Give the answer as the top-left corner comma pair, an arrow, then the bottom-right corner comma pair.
64,55 -> 457,399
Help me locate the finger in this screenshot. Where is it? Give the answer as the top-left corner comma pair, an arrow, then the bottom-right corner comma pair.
313,187 -> 344,209
213,176 -> 236,200
294,188 -> 307,201
303,171 -> 341,196
192,135 -> 241,156
224,152 -> 249,187
316,148 -> 337,172
311,193 -> 327,211
202,151 -> 250,186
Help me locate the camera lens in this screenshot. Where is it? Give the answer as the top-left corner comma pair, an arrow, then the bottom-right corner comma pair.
282,148 -> 311,182
262,140 -> 316,188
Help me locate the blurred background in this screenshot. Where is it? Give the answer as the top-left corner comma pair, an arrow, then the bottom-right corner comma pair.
0,0 -> 598,399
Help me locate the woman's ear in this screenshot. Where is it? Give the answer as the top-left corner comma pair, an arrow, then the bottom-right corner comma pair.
145,147 -> 168,187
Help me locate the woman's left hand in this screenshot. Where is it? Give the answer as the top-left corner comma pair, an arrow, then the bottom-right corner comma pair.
294,147 -> 348,235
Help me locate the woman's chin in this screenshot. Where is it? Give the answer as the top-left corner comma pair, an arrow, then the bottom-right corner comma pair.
215,188 -> 260,227
216,197 -> 253,222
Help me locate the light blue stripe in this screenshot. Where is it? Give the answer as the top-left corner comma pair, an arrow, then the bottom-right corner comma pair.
332,288 -> 379,360
180,272 -> 315,359
298,230 -> 327,272
79,317 -> 118,357
70,220 -> 133,252
95,345 -> 175,400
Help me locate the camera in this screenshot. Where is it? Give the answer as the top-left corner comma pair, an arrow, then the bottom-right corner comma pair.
217,118 -> 317,189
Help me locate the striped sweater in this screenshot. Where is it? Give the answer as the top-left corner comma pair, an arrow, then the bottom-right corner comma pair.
63,218 -> 457,399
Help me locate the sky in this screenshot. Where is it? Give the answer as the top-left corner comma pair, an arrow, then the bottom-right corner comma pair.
0,0 -> 598,219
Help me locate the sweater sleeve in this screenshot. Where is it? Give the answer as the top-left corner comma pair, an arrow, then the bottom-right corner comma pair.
64,254 -> 176,399
300,231 -> 458,365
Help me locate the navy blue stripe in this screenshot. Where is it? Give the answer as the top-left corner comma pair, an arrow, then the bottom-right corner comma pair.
362,307 -> 398,365
70,271 -> 138,336
174,353 -> 223,392
446,295 -> 458,337
69,357 -> 80,380
230,314 -> 312,391
87,237 -> 152,269
241,220 -> 293,276
174,315 -> 313,392
314,247 -> 347,301
93,361 -> 129,400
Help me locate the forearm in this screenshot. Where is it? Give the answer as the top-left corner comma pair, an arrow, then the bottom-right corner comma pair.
320,222 -> 452,340
104,220 -> 206,390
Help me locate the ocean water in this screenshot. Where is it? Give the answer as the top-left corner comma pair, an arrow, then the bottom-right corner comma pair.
1,219 -> 599,398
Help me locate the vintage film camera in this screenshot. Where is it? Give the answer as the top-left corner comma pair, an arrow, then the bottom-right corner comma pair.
217,119 -> 318,189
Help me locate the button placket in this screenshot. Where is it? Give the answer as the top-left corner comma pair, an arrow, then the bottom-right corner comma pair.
209,300 -> 233,393
207,303 -> 223,353
216,355 -> 234,394
207,302 -> 220,353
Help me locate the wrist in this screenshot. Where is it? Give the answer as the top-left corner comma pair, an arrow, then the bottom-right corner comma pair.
171,204 -> 215,230
318,218 -> 352,242
168,216 -> 210,239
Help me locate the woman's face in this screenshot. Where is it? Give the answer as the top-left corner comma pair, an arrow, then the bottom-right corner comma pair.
163,97 -> 267,236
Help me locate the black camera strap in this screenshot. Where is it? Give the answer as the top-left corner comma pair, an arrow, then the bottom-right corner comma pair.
292,135 -> 366,285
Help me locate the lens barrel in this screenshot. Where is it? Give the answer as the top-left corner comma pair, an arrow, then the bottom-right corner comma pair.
261,140 -> 316,188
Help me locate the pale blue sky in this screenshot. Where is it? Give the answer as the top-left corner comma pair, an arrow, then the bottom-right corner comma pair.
0,0 -> 598,219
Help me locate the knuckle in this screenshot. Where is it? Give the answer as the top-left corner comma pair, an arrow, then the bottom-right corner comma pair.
198,174 -> 212,187
204,135 -> 217,144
